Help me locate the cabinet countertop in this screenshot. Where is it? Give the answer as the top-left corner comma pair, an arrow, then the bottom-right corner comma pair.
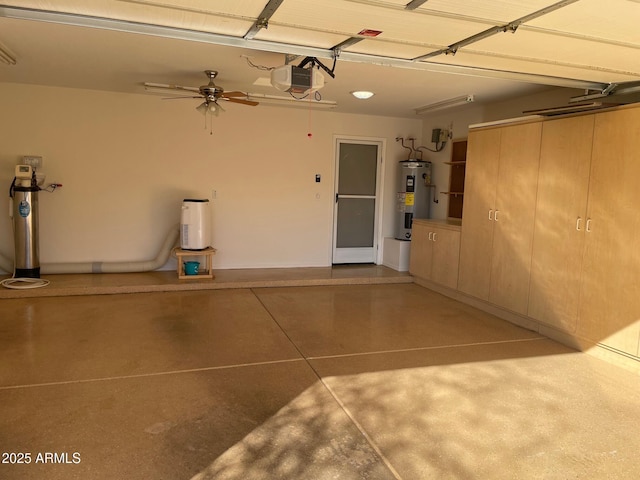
413,218 -> 462,231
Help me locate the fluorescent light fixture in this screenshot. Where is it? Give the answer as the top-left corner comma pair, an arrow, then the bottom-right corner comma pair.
0,42 -> 16,65
351,91 -> 374,99
245,93 -> 337,109
415,94 -> 474,115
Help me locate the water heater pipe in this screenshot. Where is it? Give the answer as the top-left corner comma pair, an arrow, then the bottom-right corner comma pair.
0,225 -> 179,275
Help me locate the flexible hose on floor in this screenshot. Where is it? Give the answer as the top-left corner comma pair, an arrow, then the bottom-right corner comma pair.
0,277 -> 50,289
0,225 -> 179,281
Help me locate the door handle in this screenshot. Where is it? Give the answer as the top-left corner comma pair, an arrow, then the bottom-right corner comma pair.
489,209 -> 493,221
432,232 -> 437,242
428,232 -> 433,241
494,210 -> 500,222
576,217 -> 582,231
586,218 -> 592,232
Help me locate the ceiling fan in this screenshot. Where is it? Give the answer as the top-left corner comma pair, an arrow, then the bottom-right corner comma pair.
144,70 -> 259,116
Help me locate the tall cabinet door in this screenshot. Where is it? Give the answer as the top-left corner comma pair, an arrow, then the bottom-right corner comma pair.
578,108 -> 640,355
489,122 -> 542,314
528,115 -> 594,331
458,128 -> 501,300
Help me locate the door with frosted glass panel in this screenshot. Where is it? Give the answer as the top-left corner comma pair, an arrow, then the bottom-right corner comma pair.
333,140 -> 382,264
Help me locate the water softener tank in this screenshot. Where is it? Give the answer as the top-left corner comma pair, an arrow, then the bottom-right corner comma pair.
180,199 -> 211,250
13,185 -> 40,278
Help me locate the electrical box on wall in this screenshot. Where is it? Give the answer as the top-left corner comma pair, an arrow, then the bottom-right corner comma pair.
431,129 -> 450,143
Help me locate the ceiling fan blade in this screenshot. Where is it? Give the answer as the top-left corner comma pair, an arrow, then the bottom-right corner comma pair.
221,91 -> 248,98
224,97 -> 259,106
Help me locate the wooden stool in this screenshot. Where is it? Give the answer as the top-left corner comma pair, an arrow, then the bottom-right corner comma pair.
174,247 -> 216,279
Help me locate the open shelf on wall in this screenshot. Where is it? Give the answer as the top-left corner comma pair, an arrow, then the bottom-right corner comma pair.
445,140 -> 467,219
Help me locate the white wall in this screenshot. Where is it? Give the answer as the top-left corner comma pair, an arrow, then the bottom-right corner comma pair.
0,83 -> 421,272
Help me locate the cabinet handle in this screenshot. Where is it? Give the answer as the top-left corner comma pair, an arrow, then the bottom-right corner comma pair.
428,232 -> 433,241
488,209 -> 493,220
494,210 -> 500,222
433,232 -> 437,242
576,217 -> 582,231
586,218 -> 592,232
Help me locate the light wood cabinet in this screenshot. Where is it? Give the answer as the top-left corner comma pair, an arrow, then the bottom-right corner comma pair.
458,122 -> 542,315
528,115 -> 594,331
450,105 -> 640,365
457,128 -> 501,301
527,109 -> 640,355
409,220 -> 460,290
409,222 -> 431,280
576,108 -> 640,355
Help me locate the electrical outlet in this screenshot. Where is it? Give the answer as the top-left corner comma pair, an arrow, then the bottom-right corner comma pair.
22,156 -> 43,169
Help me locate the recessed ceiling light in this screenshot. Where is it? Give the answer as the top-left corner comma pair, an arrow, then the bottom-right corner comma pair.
351,91 -> 375,99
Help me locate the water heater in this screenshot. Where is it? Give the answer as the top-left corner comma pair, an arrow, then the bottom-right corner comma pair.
180,199 -> 211,250
395,160 -> 432,241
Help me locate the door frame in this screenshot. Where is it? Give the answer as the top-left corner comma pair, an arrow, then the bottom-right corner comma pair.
331,135 -> 386,265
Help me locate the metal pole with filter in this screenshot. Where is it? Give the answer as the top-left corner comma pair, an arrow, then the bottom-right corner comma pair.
10,164 -> 40,278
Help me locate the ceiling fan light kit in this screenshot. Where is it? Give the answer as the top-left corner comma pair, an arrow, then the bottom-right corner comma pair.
196,101 -> 223,116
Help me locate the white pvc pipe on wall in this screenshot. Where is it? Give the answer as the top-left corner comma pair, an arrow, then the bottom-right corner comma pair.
0,225 -> 179,275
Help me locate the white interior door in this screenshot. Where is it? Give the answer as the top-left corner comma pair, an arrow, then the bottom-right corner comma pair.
332,139 -> 382,264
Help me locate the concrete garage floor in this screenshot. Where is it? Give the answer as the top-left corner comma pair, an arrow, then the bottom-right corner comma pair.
1,268 -> 640,479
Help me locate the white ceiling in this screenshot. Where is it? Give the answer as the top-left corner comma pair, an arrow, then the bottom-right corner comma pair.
0,0 -> 638,118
